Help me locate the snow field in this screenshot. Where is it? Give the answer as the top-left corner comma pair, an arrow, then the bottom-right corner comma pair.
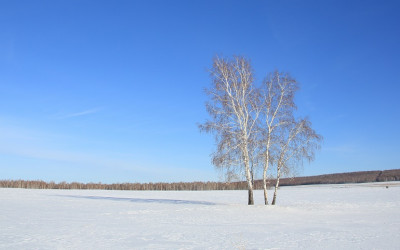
1,182 -> 399,249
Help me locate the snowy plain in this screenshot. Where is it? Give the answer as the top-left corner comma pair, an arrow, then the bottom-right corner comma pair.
1,182 -> 399,249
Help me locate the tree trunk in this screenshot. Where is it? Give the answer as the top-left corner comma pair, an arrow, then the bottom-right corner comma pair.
272,167 -> 281,205
246,168 -> 254,205
243,146 -> 254,205
263,135 -> 272,205
248,189 -> 254,205
263,167 -> 268,205
271,186 -> 278,205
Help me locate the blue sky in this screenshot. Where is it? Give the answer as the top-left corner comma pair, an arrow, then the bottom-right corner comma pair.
1,0 -> 399,183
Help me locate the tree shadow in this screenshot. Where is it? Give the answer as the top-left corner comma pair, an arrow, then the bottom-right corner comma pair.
55,195 -> 217,205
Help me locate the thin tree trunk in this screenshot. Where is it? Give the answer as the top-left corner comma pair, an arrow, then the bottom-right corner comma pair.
248,189 -> 254,205
263,133 -> 272,205
246,166 -> 254,205
263,166 -> 269,205
272,167 -> 281,205
244,151 -> 254,205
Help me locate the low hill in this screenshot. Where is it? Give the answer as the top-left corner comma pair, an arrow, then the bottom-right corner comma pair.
265,169 -> 400,187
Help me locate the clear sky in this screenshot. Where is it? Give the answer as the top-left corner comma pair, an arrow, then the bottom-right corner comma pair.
1,0 -> 399,183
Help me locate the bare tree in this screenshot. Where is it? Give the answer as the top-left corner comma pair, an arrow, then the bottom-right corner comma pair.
259,71 -> 298,205
271,118 -> 322,205
200,56 -> 322,205
199,56 -> 261,205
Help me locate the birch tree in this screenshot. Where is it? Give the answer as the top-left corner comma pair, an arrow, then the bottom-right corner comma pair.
259,71 -> 298,205
199,56 -> 261,205
271,118 -> 322,205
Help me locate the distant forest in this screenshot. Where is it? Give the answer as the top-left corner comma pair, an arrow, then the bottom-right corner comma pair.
1,169 -> 399,191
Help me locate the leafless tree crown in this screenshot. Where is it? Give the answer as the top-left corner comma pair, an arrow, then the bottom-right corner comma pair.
200,56 -> 322,205
199,56 -> 261,204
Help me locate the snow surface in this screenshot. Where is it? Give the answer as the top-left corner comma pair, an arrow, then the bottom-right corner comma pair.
1,182 -> 399,249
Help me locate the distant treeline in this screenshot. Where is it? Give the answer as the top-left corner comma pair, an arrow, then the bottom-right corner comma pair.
1,169 -> 399,191
0,180 -> 251,191
268,169 -> 400,187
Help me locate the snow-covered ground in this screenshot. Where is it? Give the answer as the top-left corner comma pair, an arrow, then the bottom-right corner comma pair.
1,182 -> 399,249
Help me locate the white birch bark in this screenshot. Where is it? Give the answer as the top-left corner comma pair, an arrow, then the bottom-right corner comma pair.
271,119 -> 322,205
260,71 -> 297,205
200,56 -> 260,205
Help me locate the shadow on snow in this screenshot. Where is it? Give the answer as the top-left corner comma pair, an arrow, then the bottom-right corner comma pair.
55,195 -> 217,205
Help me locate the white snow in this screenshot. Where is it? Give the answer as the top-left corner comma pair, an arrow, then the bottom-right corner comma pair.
1,182 -> 399,249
